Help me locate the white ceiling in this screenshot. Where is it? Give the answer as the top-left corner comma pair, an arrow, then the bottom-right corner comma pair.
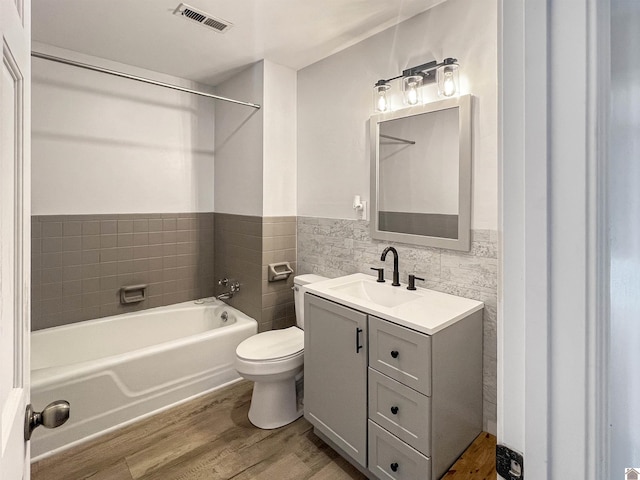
32,0 -> 445,85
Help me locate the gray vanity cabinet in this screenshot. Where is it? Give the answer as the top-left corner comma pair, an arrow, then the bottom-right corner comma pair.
304,294 -> 368,468
304,289 -> 483,480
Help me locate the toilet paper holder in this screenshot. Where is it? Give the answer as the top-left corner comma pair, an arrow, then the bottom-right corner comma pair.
268,262 -> 294,282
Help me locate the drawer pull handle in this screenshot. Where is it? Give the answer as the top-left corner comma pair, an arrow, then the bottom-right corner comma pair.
390,406 -> 399,415
390,462 -> 399,472
356,328 -> 363,353
390,350 -> 399,358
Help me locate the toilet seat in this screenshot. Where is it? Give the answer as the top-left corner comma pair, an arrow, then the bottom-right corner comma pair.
236,327 -> 303,362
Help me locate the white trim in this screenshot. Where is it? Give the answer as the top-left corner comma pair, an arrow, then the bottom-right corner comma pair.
522,0 -> 549,475
587,0 -> 610,478
499,0 -> 549,476
497,0 -> 524,450
499,0 -> 608,476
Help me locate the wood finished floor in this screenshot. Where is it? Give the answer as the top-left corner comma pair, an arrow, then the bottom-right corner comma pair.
442,432 -> 496,480
32,380 -> 496,480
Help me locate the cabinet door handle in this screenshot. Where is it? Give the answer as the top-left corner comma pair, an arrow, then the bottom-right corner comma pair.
356,328 -> 363,353
390,406 -> 399,415
390,350 -> 399,358
390,462 -> 399,472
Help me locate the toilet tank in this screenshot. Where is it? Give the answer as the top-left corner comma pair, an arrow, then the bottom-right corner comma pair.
293,274 -> 328,329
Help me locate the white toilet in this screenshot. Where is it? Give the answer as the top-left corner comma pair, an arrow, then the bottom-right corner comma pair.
235,274 -> 327,429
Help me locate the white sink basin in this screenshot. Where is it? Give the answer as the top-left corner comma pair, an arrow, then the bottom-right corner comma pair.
306,273 -> 485,335
329,279 -> 420,308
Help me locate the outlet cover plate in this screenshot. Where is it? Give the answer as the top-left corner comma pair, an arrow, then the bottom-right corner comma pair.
496,444 -> 524,480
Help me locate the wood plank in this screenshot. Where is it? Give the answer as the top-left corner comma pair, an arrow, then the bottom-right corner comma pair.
308,460 -> 367,480
442,432 -> 497,480
227,452 -> 313,480
32,457 -> 134,480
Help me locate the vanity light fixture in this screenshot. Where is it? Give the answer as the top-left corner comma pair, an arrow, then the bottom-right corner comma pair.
372,57 -> 459,112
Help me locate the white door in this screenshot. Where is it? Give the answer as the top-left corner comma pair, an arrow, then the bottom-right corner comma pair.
0,0 -> 30,477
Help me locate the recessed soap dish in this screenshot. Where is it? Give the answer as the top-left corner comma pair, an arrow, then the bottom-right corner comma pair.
268,262 -> 294,282
120,284 -> 148,304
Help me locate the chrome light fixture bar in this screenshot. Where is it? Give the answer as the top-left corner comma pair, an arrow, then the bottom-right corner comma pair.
373,57 -> 459,112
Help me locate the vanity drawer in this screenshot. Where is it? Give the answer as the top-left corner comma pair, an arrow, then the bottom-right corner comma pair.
368,420 -> 431,480
368,368 -> 431,455
368,316 -> 432,396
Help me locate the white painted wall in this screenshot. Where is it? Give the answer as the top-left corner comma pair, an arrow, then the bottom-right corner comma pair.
297,0 -> 497,229
263,60 -> 297,217
31,43 -> 215,215
214,59 -> 297,217
34,48 -> 294,219
214,61 -> 264,216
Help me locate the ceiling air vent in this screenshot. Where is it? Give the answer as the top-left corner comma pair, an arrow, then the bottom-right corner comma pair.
173,3 -> 233,33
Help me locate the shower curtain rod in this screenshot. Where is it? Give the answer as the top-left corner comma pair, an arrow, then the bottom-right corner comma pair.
31,51 -> 262,110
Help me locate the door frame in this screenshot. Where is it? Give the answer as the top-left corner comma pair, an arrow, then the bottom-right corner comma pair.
498,0 -> 609,478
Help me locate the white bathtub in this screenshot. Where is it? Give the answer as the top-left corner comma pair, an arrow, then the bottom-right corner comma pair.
30,298 -> 257,461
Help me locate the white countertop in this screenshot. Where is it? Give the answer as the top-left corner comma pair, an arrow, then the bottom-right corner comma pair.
305,273 -> 484,335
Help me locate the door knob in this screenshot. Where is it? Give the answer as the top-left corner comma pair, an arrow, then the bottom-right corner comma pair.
390,462 -> 399,472
390,406 -> 399,415
390,350 -> 399,358
25,400 -> 70,441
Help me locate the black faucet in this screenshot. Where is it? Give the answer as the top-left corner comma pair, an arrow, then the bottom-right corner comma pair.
381,246 -> 400,286
407,274 -> 425,291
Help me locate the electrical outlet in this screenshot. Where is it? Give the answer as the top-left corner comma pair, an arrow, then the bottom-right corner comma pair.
496,444 -> 524,480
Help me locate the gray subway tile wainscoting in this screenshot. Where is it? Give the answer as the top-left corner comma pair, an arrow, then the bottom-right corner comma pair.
214,214 -> 263,325
297,216 -> 498,433
32,212 -> 298,334
214,214 -> 297,333
31,213 -> 215,331
261,217 -> 297,331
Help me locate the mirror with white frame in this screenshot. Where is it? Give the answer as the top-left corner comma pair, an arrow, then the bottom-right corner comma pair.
370,94 -> 472,250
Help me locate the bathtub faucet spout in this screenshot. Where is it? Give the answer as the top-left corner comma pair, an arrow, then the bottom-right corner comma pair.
217,280 -> 240,301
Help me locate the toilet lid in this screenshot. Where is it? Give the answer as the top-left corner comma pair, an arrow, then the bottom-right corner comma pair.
236,327 -> 303,361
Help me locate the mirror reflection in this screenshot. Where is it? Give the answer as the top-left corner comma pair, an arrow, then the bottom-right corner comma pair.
370,95 -> 472,251
378,107 -> 460,239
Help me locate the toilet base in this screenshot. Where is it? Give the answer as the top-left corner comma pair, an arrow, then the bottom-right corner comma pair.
247,376 -> 302,429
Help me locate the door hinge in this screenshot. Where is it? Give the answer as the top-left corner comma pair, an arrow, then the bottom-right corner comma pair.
496,444 -> 524,480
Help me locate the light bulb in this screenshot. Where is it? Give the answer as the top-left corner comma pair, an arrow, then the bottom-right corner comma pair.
407,83 -> 419,105
373,82 -> 391,112
377,92 -> 388,112
443,71 -> 456,97
402,74 -> 422,106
